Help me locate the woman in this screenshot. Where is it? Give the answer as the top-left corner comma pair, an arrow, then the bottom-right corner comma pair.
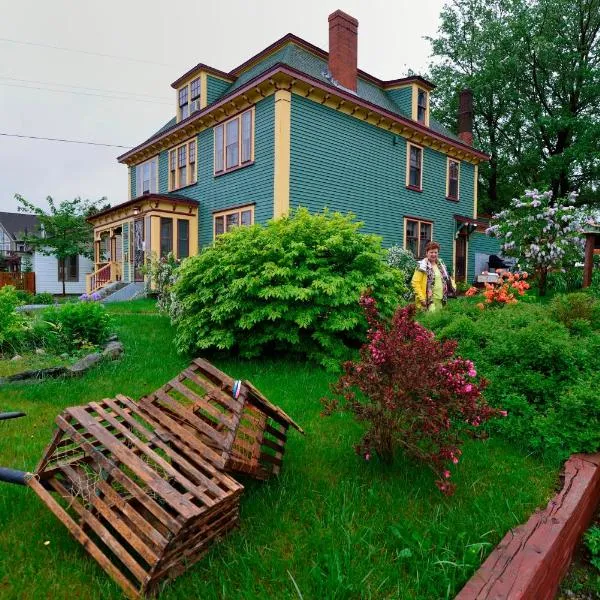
411,241 -> 454,312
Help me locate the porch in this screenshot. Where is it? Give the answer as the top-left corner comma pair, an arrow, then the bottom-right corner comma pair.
86,194 -> 199,294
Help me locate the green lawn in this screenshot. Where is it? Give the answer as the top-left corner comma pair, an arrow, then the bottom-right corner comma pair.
0,300 -> 559,599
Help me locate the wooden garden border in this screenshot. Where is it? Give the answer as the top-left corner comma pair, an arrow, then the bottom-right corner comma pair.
455,453 -> 600,600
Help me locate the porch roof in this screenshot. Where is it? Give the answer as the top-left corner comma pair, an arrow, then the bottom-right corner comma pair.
87,194 -> 198,223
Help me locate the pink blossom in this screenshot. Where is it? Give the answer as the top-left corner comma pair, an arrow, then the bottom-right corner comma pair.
443,470 -> 451,479
499,410 -> 508,417
463,384 -> 473,393
365,453 -> 371,461
468,368 -> 477,378
452,456 -> 459,464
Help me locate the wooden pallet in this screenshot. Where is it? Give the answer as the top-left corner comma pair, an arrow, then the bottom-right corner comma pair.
29,394 -> 243,599
140,358 -> 304,481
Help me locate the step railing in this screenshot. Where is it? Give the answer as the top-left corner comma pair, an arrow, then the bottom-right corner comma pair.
86,262 -> 121,294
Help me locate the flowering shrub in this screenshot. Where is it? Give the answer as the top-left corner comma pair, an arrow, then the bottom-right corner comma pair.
465,272 -> 530,308
486,189 -> 583,295
322,295 -> 505,495
79,292 -> 101,302
386,245 -> 417,301
144,252 -> 181,317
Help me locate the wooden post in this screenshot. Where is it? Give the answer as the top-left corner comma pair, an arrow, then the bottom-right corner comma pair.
583,233 -> 595,288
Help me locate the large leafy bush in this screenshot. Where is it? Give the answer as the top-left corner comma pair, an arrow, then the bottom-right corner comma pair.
173,209 -> 406,369
422,299 -> 600,458
0,285 -> 27,352
323,297 -> 504,495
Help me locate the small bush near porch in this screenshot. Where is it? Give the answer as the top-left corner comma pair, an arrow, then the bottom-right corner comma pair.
0,300 -> 558,599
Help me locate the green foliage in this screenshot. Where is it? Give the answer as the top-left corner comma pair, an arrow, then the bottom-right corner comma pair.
174,209 -> 407,369
549,292 -> 600,331
584,526 -> 600,571
422,299 -> 600,458
0,286 -> 26,352
41,301 -> 112,352
14,290 -> 34,304
21,254 -> 33,273
143,252 -> 181,316
32,292 -> 55,305
15,194 -> 105,295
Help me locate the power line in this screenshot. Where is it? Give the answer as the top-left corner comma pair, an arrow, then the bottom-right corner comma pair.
0,76 -> 171,101
0,37 -> 174,67
0,81 -> 172,105
0,133 -> 130,149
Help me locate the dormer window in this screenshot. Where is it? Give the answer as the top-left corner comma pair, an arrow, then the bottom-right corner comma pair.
417,89 -> 427,124
178,77 -> 202,121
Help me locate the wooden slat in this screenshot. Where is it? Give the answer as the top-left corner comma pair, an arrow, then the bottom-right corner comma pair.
35,427 -> 65,474
182,367 -> 242,413
106,397 -> 232,500
61,464 -> 159,567
265,424 -> 287,442
191,358 -> 235,388
27,477 -> 142,600
50,476 -> 149,584
261,437 -> 285,454
55,415 -> 180,534
68,407 -> 199,519
136,398 -> 228,473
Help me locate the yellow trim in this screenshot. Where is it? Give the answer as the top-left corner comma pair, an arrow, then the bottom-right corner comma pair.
473,164 -> 479,218
213,108 -> 255,174
150,215 -> 161,258
446,157 -> 460,200
273,89 -> 291,219
133,156 -> 159,196
411,85 -> 430,126
177,77 -> 202,122
213,204 -> 255,239
406,142 -> 424,190
403,217 -> 433,259
200,73 -> 208,110
168,138 -> 197,191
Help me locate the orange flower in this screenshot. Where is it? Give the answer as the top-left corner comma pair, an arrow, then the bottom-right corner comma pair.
465,287 -> 478,297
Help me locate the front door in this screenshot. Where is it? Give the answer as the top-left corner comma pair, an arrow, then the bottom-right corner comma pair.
454,234 -> 467,282
133,218 -> 145,282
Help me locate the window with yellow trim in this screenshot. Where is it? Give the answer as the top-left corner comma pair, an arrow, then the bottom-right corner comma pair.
447,159 -> 460,200
417,89 -> 428,124
214,109 -> 254,174
178,77 -> 201,121
169,139 -> 197,191
405,218 -> 432,259
407,144 -> 423,191
213,205 -> 254,237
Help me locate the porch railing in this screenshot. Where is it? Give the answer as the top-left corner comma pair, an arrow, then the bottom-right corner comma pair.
86,262 -> 122,294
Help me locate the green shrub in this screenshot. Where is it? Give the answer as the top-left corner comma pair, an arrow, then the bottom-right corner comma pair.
584,525 -> 600,571
173,209 -> 407,369
15,289 -> 34,304
421,299 -> 600,458
32,292 -> 54,305
41,301 -> 111,352
0,286 -> 27,352
549,292 -> 600,331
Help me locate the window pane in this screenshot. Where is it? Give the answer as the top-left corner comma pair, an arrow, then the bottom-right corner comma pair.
417,90 -> 427,123
409,147 -> 421,188
240,209 -> 252,226
179,166 -> 187,187
170,150 -> 176,170
160,218 -> 173,257
150,159 -> 157,193
215,216 -> 224,236
241,111 -> 252,163
188,141 -> 196,164
215,125 -> 224,172
190,78 -> 200,100
177,219 -> 189,259
406,220 -> 418,256
178,146 -> 186,167
226,213 -> 239,231
179,87 -> 188,107
226,119 -> 239,169
419,223 -> 432,258
181,105 -> 189,119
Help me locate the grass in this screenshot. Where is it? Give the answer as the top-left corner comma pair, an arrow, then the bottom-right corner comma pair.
0,352 -> 70,377
0,299 -> 559,599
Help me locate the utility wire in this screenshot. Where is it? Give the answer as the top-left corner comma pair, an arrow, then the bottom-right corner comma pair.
0,76 -> 171,101
0,82 -> 172,105
0,37 -> 173,67
0,133 -> 130,149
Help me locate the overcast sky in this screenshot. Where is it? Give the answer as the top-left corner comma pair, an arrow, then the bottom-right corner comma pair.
0,0 -> 447,214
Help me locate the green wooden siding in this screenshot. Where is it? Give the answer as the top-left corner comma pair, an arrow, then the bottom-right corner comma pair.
130,168 -> 136,200
159,149 -> 169,194
386,88 -> 413,118
289,94 -> 475,271
206,75 -> 231,105
155,95 -> 275,248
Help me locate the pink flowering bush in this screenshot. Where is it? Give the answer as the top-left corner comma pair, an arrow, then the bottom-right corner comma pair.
322,295 -> 505,495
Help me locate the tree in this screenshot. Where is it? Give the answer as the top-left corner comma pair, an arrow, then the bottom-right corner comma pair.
485,189 -> 583,295
15,195 -> 105,296
428,0 -> 600,213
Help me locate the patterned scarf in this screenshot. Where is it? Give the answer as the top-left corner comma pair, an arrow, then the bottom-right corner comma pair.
417,258 -> 452,306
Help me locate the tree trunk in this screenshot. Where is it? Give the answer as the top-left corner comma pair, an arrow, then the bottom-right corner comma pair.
538,266 -> 548,296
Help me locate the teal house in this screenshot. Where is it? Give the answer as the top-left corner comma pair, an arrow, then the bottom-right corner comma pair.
87,10 -> 496,294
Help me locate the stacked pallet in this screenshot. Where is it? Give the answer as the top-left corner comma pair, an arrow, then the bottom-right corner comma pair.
28,360 -> 302,599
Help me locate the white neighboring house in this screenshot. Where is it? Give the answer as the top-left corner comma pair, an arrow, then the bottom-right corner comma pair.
0,211 -> 92,295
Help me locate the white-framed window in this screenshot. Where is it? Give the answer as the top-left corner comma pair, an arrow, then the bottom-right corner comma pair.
406,143 -> 423,191
447,158 -> 460,201
213,204 -> 254,237
214,109 -> 254,174
178,77 -> 201,121
404,217 -> 432,259
136,156 -> 158,196
169,139 -> 197,191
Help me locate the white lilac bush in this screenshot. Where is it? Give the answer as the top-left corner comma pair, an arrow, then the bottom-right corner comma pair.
486,189 -> 584,295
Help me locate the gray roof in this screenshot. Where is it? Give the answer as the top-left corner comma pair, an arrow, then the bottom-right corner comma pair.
0,212 -> 39,240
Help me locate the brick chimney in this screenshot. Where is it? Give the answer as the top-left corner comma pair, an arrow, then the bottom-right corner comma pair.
458,89 -> 473,145
328,10 -> 358,92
